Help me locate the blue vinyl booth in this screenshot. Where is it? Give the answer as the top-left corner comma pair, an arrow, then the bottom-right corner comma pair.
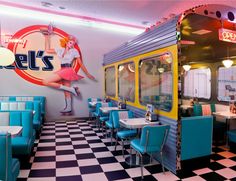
0,96 -> 46,120
0,101 -> 42,133
0,132 -> 20,181
228,129 -> 236,152
0,110 -> 35,156
87,98 -> 102,118
193,104 -> 226,144
181,116 -> 213,169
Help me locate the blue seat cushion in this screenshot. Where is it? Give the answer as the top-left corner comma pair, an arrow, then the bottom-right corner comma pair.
89,108 -> 96,113
93,112 -> 99,117
131,138 -> 161,154
117,130 -> 137,139
131,139 -> 145,153
12,137 -> 32,155
100,116 -> 109,122
105,121 -> 113,129
228,129 -> 236,143
11,158 -> 20,181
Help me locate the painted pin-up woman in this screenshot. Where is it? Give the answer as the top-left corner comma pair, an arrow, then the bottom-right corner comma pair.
41,28 -> 95,113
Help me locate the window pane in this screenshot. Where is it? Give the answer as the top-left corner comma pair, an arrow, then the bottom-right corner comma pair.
184,68 -> 211,99
118,62 -> 135,102
105,66 -> 116,97
218,66 -> 236,101
139,52 -> 173,111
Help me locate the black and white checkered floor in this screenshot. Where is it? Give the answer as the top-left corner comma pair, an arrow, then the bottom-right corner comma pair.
17,119 -> 236,181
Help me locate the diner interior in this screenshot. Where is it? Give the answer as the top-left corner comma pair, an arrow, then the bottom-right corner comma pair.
1,1 -> 236,181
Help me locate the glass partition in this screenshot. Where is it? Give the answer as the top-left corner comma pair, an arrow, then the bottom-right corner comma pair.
139,52 -> 173,111
105,66 -> 116,97
218,66 -> 236,101
118,62 -> 135,102
184,68 -> 211,99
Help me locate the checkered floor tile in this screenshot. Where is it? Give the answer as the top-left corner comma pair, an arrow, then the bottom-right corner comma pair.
17,119 -> 236,181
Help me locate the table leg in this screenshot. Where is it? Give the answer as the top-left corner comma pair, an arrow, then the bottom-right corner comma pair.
226,118 -> 229,148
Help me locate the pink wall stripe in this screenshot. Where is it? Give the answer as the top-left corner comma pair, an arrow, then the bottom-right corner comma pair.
0,0 -> 145,30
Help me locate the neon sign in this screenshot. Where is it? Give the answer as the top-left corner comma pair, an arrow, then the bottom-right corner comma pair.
219,28 -> 236,43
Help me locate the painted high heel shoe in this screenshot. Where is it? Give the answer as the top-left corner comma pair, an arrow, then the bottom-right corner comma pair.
74,87 -> 80,96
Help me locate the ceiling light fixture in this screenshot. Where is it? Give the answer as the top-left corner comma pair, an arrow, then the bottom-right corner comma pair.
222,47 -> 233,68
192,29 -> 212,35
0,21 -> 15,66
158,67 -> 164,73
183,64 -> 191,71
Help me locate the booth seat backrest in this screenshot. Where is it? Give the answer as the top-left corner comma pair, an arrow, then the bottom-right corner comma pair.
88,98 -> 102,102
0,110 -> 33,138
112,110 -> 133,128
193,103 -> 229,117
0,133 -> 12,181
0,101 -> 41,125
0,97 -> 10,101
181,115 -> 213,160
193,104 -> 215,116
0,96 -> 46,115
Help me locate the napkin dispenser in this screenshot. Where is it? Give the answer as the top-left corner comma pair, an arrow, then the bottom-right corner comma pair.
145,104 -> 157,122
118,97 -> 126,109
145,112 -> 158,122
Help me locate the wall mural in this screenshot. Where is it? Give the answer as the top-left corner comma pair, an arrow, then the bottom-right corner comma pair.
3,24 -> 95,115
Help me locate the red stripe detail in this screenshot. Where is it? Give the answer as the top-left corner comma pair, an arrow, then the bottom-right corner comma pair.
0,1 -> 145,30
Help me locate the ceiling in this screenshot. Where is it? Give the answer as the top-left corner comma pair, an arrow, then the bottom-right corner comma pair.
2,0 -> 236,28
180,13 -> 236,63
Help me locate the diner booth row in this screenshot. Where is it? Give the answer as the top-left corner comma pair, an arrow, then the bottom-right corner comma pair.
0,96 -> 46,181
102,4 -> 236,173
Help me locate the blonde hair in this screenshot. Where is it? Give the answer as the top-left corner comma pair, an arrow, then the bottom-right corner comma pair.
59,35 -> 78,48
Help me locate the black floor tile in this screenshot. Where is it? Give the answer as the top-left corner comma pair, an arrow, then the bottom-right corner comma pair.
133,175 -> 158,181
29,169 -> 56,177
33,156 -> 56,162
92,147 -> 109,152
80,165 -> 103,174
76,153 -> 95,160
56,160 -> 78,168
56,141 -> 72,146
56,175 -> 82,181
37,146 -> 55,151
176,170 -> 196,179
200,172 -> 226,181
105,170 -> 130,180
97,157 -> 118,164
210,154 -> 225,161
56,150 -> 75,155
208,162 -> 226,171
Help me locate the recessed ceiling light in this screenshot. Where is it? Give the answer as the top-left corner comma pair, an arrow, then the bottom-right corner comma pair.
59,6 -> 66,10
141,21 -> 151,26
41,1 -> 53,7
192,29 -> 212,35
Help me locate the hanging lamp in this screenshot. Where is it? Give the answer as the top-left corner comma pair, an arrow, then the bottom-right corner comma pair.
222,47 -> 233,68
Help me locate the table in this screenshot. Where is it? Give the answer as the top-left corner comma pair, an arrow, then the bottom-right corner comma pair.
0,126 -> 22,137
120,118 -> 159,129
100,107 -> 124,114
89,101 -> 102,107
213,111 -> 236,146
119,117 -> 160,166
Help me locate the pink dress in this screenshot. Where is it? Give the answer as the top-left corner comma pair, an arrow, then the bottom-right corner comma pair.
55,48 -> 84,81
